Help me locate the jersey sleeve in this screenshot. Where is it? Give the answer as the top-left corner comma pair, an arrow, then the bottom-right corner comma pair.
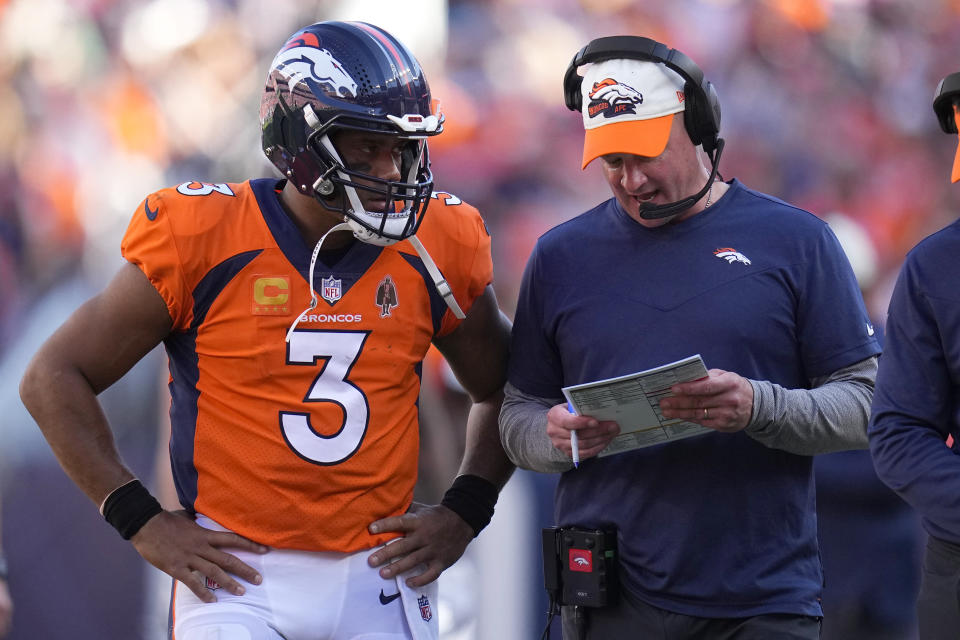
420,193 -> 494,337
795,224 -> 880,378
445,206 -> 493,335
120,190 -> 193,330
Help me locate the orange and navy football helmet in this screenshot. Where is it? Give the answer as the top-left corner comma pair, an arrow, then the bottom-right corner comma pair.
260,21 -> 443,245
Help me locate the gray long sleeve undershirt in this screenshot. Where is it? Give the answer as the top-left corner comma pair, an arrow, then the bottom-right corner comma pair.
498,356 -> 878,473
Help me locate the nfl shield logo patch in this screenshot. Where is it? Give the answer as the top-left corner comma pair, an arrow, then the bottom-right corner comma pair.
321,275 -> 342,303
417,594 -> 433,622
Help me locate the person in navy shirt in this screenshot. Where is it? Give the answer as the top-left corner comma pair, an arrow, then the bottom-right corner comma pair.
500,36 -> 880,640
869,71 -> 960,640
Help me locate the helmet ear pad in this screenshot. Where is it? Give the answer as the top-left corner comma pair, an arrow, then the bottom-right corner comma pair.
263,101 -> 335,197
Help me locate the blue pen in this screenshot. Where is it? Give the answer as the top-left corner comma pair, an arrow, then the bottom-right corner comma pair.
567,402 -> 580,468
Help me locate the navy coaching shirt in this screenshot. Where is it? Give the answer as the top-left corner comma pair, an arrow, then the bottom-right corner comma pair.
509,179 -> 880,618
870,218 -> 960,545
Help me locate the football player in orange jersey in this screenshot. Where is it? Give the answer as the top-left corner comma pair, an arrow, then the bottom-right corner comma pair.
20,21 -> 513,639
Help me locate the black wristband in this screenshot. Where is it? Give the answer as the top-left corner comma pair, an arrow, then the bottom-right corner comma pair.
440,474 -> 499,538
0,554 -> 7,581
102,480 -> 163,540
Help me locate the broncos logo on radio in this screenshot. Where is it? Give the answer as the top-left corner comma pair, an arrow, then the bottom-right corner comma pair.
587,78 -> 643,119
270,38 -> 358,99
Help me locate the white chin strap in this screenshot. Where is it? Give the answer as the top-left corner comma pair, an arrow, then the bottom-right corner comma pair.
345,214 -> 408,247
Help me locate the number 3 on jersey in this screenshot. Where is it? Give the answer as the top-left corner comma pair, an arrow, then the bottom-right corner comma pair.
281,330 -> 370,464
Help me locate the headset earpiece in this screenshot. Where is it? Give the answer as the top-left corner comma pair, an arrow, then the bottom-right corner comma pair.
563,51 -> 585,112
933,71 -> 960,134
562,36 -> 721,153
686,81 -> 721,155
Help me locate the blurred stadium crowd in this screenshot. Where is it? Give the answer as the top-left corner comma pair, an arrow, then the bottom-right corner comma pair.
0,0 -> 958,638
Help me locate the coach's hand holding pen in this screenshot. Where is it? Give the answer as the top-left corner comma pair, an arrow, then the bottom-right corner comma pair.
568,402 -> 581,468
546,402 -> 619,468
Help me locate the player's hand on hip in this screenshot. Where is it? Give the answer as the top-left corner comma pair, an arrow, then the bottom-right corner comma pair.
367,502 -> 472,588
130,510 -> 268,603
659,368 -> 754,433
545,403 -> 619,461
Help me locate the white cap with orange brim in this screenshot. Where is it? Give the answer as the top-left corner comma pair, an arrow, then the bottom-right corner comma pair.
579,58 -> 687,169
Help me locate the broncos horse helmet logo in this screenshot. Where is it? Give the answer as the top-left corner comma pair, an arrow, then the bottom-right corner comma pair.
714,248 -> 752,265
587,78 -> 644,118
270,32 -> 358,99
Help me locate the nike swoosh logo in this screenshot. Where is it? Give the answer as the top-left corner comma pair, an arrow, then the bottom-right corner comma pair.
144,197 -> 159,221
379,589 -> 401,605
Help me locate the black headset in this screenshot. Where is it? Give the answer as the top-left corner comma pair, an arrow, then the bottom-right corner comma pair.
563,35 -> 722,156
933,71 -> 960,134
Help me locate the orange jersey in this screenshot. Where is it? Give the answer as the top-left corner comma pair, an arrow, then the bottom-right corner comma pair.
121,179 -> 492,552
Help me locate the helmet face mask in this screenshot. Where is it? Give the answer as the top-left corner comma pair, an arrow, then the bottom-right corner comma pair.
310,124 -> 433,244
260,21 -> 443,245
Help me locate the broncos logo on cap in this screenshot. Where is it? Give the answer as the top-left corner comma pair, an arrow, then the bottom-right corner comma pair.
270,42 -> 358,99
587,78 -> 643,119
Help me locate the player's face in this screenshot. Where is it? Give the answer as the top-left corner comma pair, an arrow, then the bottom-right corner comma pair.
599,114 -> 707,228
331,130 -> 408,213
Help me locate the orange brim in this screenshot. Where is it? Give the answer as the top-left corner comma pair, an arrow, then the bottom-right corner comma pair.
582,114 -> 674,169
953,106 -> 960,183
